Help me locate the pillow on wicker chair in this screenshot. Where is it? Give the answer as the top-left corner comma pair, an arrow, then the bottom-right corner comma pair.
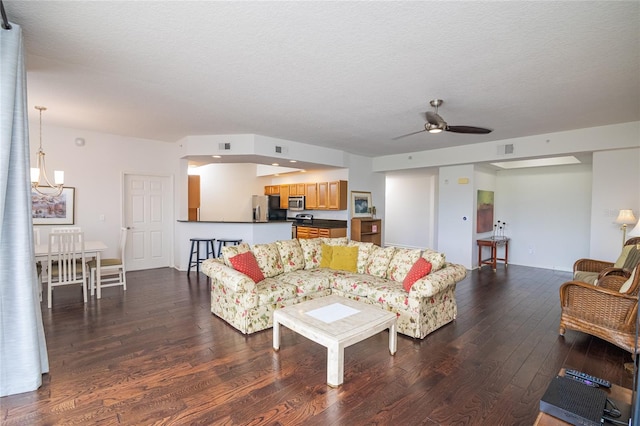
573,271 -> 598,285
619,267 -> 637,294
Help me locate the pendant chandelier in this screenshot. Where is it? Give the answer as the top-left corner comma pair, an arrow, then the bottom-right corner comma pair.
31,106 -> 64,196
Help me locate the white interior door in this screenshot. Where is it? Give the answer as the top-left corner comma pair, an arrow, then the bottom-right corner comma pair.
124,173 -> 172,271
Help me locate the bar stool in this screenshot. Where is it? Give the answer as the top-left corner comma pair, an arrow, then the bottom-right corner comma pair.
217,238 -> 243,258
188,238 -> 216,274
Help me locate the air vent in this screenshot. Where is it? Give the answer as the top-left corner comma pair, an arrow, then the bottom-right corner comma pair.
497,144 -> 514,155
274,145 -> 288,155
218,142 -> 231,150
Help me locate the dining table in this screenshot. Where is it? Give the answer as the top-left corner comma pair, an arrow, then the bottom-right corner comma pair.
34,240 -> 109,299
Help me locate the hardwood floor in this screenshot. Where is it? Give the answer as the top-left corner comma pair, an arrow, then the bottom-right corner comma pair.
1,265 -> 634,425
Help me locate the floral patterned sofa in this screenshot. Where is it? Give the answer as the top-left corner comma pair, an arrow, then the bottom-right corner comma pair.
201,237 -> 467,339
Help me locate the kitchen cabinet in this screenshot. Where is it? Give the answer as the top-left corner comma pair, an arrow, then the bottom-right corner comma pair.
351,218 -> 382,246
317,182 -> 328,209
290,183 -> 305,196
328,180 -> 348,210
296,226 -> 347,239
264,185 -> 280,195
279,185 -> 290,209
305,183 -> 318,209
188,175 -> 200,221
264,180 -> 347,211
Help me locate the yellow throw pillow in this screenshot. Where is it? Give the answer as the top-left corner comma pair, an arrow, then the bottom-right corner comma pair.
329,246 -> 359,273
614,245 -> 634,268
319,244 -> 333,268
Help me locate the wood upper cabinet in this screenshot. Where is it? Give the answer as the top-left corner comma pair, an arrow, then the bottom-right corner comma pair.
328,180 -> 348,210
289,183 -> 305,196
279,185 -> 290,209
264,185 -> 280,195
305,183 -> 318,209
317,182 -> 329,209
188,175 -> 200,221
264,180 -> 347,211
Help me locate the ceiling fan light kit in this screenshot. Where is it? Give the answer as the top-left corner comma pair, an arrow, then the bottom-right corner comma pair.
393,98 -> 492,140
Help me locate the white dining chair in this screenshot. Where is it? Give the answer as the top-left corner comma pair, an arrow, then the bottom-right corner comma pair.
89,227 -> 127,298
47,230 -> 88,308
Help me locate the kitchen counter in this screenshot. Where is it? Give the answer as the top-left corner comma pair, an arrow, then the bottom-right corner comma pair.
288,218 -> 348,229
177,220 -> 290,224
175,220 -> 293,271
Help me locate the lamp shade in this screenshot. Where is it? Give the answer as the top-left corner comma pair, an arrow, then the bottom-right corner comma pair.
629,219 -> 640,238
616,209 -> 637,225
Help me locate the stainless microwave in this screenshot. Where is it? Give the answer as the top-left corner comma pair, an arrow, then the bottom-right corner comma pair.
288,196 -> 305,211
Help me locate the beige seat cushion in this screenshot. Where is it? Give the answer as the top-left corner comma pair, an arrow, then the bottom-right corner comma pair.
573,270 -> 598,285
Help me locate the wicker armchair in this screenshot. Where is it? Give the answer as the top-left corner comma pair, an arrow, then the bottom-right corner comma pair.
573,237 -> 640,284
559,265 -> 640,353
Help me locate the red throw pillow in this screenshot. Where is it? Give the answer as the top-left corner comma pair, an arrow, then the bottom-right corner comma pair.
229,252 -> 265,283
403,258 -> 432,292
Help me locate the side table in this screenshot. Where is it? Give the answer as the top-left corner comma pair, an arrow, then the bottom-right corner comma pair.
477,237 -> 509,271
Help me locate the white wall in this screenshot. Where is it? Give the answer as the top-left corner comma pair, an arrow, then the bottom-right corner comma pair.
495,164 -> 592,271
385,170 -> 437,249
30,124 -> 179,260
346,154 -> 386,243
194,163 -> 270,221
590,148 -> 640,260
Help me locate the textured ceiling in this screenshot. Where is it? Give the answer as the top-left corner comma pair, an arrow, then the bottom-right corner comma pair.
5,1 -> 640,157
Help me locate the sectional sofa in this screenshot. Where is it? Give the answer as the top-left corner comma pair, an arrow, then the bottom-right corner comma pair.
201,237 -> 467,339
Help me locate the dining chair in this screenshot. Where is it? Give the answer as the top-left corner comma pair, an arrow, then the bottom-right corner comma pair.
89,227 -> 127,298
47,230 -> 88,308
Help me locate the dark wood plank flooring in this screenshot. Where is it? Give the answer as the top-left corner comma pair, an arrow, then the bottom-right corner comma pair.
1,265 -> 634,425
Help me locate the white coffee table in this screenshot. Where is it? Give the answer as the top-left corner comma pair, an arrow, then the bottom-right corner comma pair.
273,295 -> 397,387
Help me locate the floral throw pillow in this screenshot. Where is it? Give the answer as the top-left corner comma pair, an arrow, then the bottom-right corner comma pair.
299,238 -> 323,269
251,243 -> 284,278
221,242 -> 251,267
348,240 -> 376,274
422,248 -> 446,271
365,246 -> 396,278
275,239 -> 305,273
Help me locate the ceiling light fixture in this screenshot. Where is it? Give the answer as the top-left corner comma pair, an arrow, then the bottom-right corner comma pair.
31,106 -> 64,196
427,125 -> 443,134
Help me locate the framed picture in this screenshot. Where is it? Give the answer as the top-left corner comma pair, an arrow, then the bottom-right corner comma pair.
351,191 -> 372,218
32,187 -> 76,225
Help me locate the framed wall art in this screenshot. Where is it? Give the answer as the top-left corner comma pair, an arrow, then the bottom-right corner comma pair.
32,187 -> 76,225
351,191 -> 372,218
477,189 -> 494,233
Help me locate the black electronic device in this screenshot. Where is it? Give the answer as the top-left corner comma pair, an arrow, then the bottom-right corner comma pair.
565,369 -> 612,388
539,375 -> 607,426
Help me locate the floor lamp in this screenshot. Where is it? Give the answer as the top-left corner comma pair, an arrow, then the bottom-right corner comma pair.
616,209 -> 637,246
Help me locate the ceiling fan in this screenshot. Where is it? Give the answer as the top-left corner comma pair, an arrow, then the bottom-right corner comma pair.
393,99 -> 492,140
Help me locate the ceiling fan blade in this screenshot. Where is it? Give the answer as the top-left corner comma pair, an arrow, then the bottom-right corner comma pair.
446,125 -> 492,134
392,129 -> 428,140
